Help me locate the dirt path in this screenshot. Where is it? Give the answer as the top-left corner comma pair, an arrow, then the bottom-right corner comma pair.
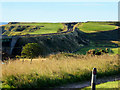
57,75 -> 120,89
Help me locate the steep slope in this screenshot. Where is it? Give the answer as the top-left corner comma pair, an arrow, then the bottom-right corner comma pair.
13,28 -> 89,56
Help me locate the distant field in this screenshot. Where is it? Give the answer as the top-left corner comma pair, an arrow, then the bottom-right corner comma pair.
2,23 -> 66,36
84,80 -> 120,89
77,22 -> 117,33
75,22 -> 119,55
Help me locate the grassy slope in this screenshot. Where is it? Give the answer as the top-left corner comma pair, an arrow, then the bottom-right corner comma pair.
78,22 -> 117,33
2,54 -> 120,88
2,23 -> 65,36
75,22 -> 119,55
84,80 -> 120,89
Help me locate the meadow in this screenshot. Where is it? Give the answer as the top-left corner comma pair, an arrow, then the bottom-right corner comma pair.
2,53 -> 120,88
75,22 -> 119,55
2,23 -> 66,36
77,22 -> 118,33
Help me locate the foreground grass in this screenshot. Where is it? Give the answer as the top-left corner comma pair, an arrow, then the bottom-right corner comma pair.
77,22 -> 117,33
96,80 -> 120,88
84,80 -> 120,89
2,53 -> 120,88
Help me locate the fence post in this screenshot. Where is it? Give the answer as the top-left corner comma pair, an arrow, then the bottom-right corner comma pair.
91,68 -> 97,90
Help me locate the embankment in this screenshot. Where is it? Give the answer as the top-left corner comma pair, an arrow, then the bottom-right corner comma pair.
12,28 -> 89,56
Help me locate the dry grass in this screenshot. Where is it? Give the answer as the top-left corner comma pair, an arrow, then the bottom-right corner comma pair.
2,53 -> 120,88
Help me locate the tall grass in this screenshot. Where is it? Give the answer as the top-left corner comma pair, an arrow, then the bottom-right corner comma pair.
2,53 -> 120,88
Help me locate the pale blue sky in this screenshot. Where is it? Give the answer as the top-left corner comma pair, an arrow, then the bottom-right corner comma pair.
1,2 -> 118,22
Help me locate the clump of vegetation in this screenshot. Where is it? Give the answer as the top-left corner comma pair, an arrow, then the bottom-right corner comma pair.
87,48 -> 111,55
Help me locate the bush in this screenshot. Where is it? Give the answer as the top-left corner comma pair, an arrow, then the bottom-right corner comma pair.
87,48 -> 110,55
21,43 -> 42,59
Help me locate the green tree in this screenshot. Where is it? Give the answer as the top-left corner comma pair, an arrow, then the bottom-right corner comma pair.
21,43 -> 41,63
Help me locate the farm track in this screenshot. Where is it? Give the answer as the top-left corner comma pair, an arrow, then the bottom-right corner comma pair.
56,75 -> 120,89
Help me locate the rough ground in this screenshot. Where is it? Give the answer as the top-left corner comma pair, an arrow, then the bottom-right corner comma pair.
56,75 -> 120,89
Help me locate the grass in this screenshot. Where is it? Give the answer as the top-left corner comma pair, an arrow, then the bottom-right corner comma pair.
96,80 -> 120,88
77,22 -> 117,33
75,46 -> 119,55
2,23 -> 66,36
84,80 -> 120,89
75,46 -> 113,55
2,53 -> 120,88
74,40 -> 120,55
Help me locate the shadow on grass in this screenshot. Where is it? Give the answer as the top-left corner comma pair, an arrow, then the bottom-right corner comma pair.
2,69 -> 120,88
79,26 -> 119,48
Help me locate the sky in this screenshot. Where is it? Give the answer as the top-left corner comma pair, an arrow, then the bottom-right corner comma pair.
1,1 -> 119,22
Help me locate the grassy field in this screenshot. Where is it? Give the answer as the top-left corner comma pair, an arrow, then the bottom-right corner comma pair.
84,80 -> 120,89
1,53 -> 120,88
77,22 -> 117,33
2,23 -> 66,36
75,22 -> 119,55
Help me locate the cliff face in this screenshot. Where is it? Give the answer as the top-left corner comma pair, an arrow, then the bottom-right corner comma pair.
13,28 -> 89,56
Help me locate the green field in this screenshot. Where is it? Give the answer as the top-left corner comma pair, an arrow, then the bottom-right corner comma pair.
78,22 -> 117,33
84,80 -> 120,89
2,23 -> 66,36
75,22 -> 119,55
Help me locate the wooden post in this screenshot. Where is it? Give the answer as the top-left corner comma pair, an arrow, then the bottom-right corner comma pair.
91,68 -> 97,90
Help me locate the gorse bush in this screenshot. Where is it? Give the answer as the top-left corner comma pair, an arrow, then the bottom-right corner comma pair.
87,48 -> 111,55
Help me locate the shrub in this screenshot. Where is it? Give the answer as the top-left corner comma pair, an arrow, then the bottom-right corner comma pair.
87,48 -> 110,55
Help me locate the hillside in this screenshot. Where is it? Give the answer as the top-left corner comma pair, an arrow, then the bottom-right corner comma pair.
12,28 -> 89,56
75,22 -> 120,55
2,21 -> 120,57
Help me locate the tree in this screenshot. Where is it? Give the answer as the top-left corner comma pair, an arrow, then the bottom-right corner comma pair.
21,43 -> 41,63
